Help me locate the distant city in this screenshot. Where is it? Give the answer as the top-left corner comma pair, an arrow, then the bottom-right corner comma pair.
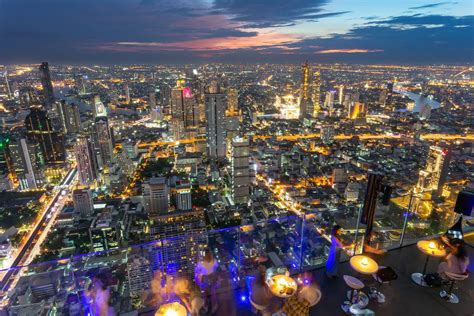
0,62 -> 472,314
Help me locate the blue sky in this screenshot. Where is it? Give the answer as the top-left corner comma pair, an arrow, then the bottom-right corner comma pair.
0,0 -> 472,64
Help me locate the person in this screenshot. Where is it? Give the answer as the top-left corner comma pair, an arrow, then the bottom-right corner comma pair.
363,232 -> 387,257
174,276 -> 205,316
326,225 -> 352,278
250,265 -> 280,316
438,242 -> 469,279
195,248 -> 219,313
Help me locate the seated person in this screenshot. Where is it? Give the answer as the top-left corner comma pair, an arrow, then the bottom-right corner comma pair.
250,265 -> 280,316
363,233 -> 387,256
438,242 -> 469,278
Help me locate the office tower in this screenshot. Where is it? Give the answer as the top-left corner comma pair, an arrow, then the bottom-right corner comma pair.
417,146 -> 451,195
171,87 -> 185,121
205,81 -> 227,159
175,180 -> 192,211
2,71 -> 12,99
160,83 -> 172,106
148,91 -> 156,108
338,85 -> 344,104
227,87 -> 238,113
231,136 -> 250,204
348,102 -> 367,119
169,118 -> 185,141
9,138 -> 43,190
124,83 -> 131,104
299,62 -> 313,119
74,137 -> 97,185
25,106 -> 65,163
142,177 -> 169,214
320,125 -> 335,145
311,69 -> 321,115
72,188 -> 94,217
183,87 -> 199,127
38,62 -> 54,106
56,101 -> 81,134
93,116 -> 114,169
324,91 -> 335,114
92,95 -> 107,118
0,134 -> 12,190
332,168 -> 348,184
127,255 -> 152,297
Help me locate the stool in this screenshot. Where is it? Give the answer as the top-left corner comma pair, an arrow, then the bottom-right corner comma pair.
440,272 -> 468,304
370,266 -> 398,303
341,275 -> 367,314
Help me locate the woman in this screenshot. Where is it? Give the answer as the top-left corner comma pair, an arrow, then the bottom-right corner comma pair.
438,242 -> 469,279
195,248 -> 219,313
326,225 -> 351,278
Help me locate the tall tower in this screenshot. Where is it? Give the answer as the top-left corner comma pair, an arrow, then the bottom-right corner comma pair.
227,87 -> 238,114
92,95 -> 107,118
299,62 -> 313,119
56,101 -> 81,134
93,116 -> 114,170
74,137 -> 97,185
311,69 -> 321,115
324,91 -> 336,116
231,136 -> 250,204
417,146 -> 451,195
38,62 -> 55,106
9,138 -> 43,190
25,106 -> 65,163
175,180 -> 192,211
72,188 -> 94,217
142,177 -> 169,214
205,81 -> 227,159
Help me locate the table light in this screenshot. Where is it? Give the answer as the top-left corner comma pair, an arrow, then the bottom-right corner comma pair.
155,302 -> 187,316
428,241 -> 436,250
361,257 -> 369,266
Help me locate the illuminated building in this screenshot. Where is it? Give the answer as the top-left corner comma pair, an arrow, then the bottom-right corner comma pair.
299,62 -> 313,119
25,106 -> 65,164
9,138 -> 44,190
231,136 -> 250,204
74,137 -> 97,185
324,91 -> 335,115
227,87 -> 238,114
175,180 -> 192,211
417,146 -> 451,195
142,177 -> 169,214
183,87 -> 199,127
348,102 -> 367,119
89,206 -> 122,252
56,101 -> 81,134
320,125 -> 335,145
205,81 -> 227,159
38,62 -> 54,106
92,116 -> 114,170
275,94 -> 300,120
338,85 -> 344,104
311,69 -> 321,115
72,188 -> 94,217
0,134 -> 12,190
149,91 -> 156,108
127,255 -> 152,297
169,118 -> 185,141
124,83 -> 131,104
92,95 -> 107,118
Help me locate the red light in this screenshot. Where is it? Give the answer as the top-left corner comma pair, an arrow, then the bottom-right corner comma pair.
183,87 -> 192,98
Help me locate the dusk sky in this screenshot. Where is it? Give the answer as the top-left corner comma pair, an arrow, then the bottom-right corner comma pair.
1,0 -> 473,64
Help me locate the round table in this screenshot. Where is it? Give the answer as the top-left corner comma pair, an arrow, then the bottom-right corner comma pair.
267,274 -> 298,298
350,255 -> 379,275
411,240 -> 446,287
155,302 -> 187,316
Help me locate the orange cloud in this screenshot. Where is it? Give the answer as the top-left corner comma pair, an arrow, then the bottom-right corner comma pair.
316,49 -> 383,54
110,32 -> 300,51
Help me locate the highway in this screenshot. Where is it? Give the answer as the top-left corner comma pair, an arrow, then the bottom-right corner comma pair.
0,168 -> 77,298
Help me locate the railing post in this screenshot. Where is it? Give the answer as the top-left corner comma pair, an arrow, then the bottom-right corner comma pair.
399,191 -> 414,248
299,214 -> 305,272
353,205 -> 363,255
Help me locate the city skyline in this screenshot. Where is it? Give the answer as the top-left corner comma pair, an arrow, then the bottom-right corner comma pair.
0,0 -> 473,64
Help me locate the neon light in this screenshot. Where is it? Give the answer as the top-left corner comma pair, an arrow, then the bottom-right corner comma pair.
183,87 -> 192,98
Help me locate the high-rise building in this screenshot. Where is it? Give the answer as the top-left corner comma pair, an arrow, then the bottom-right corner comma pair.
348,102 -> 367,119
25,106 -> 65,163
320,125 -> 335,145
127,255 -> 152,297
142,177 -> 169,214
417,146 -> 451,195
56,101 -> 81,134
89,207 -> 122,252
175,180 -> 192,211
74,137 -> 97,185
9,138 -> 43,190
324,91 -> 335,115
311,69 -> 321,116
149,91 -> 156,108
205,81 -> 227,159
0,134 -> 13,190
124,83 -> 131,104
231,136 -> 250,204
72,188 -> 94,217
93,116 -> 114,170
338,85 -> 344,104
227,87 -> 238,114
171,87 -> 185,121
92,95 -> 107,118
299,62 -> 313,119
38,62 -> 54,106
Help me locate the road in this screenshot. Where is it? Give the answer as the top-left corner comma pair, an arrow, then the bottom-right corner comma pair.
0,168 -> 77,298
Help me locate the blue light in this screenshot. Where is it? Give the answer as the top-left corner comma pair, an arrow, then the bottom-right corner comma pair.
304,279 -> 310,285
240,295 -> 247,302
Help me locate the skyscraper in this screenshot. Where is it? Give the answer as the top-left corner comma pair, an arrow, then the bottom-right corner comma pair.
127,255 -> 152,297
417,146 -> 451,195
175,180 -> 192,211
92,95 -> 107,118
72,188 -> 94,217
320,125 -> 335,145
205,81 -> 227,159
299,62 -> 313,119
348,102 -> 367,119
227,87 -> 238,114
231,136 -> 250,204
56,101 -> 81,134
338,85 -> 344,104
9,138 -> 43,190
311,69 -> 321,116
38,62 -> 54,106
324,91 -> 335,115
93,116 -> 114,170
74,137 -> 97,185
0,134 -> 12,190
25,106 -> 65,163
124,83 -> 131,104
142,177 -> 169,214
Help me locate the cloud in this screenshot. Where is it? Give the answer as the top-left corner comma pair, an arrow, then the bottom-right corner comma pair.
409,2 -> 452,10
316,49 -> 383,54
